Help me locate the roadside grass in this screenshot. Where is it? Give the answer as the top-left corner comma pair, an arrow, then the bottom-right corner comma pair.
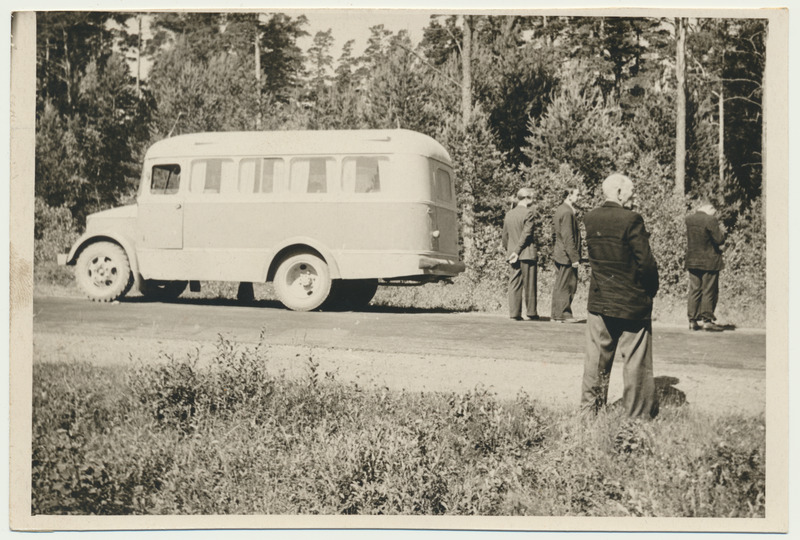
32,336 -> 765,516
35,261 -> 764,328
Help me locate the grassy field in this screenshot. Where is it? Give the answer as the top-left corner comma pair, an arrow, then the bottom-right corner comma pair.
32,336 -> 765,517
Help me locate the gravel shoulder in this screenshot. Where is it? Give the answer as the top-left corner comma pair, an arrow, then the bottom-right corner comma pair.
33,331 -> 765,417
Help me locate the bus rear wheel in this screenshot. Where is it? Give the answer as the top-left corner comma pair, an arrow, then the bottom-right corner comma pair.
75,241 -> 133,302
274,253 -> 332,311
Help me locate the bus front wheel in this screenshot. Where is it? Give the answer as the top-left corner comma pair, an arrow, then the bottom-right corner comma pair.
274,253 -> 332,311
75,241 -> 134,302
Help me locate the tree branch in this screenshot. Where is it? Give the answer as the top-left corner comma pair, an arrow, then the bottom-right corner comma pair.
723,95 -> 762,108
394,40 -> 463,89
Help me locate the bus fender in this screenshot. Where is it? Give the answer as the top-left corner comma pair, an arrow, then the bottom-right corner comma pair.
65,231 -> 142,289
264,237 -> 342,281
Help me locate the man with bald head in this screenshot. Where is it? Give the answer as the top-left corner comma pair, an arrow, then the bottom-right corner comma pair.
581,173 -> 660,419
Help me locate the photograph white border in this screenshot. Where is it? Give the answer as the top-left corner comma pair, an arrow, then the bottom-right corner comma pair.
5,2 -> 792,535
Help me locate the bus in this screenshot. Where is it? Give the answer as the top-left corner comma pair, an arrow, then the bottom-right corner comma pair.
58,129 -> 465,311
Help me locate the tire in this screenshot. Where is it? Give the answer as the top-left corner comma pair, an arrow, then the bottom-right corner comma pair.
139,279 -> 188,301
273,253 -> 332,311
75,241 -> 133,302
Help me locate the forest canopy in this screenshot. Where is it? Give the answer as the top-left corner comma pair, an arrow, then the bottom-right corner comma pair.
34,11 -> 767,313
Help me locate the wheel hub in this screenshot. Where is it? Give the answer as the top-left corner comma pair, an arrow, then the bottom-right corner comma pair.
89,257 -> 117,287
288,264 -> 317,297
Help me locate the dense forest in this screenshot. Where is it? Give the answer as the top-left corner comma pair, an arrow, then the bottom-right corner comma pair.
33,12 -> 767,319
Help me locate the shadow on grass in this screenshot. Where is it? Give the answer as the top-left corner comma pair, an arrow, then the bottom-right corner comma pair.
609,375 -> 687,412
654,375 -> 687,408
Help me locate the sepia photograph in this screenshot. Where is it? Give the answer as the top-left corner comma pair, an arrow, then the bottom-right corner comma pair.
7,2 -> 791,535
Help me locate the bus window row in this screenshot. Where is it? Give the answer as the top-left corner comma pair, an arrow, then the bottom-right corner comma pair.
149,155 -> 453,202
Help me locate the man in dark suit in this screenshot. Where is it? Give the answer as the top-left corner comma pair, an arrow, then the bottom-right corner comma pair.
551,186 -> 582,322
501,187 -> 538,320
685,200 -> 726,331
581,173 -> 659,419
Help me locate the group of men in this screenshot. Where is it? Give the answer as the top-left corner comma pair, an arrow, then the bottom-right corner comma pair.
502,173 -> 727,419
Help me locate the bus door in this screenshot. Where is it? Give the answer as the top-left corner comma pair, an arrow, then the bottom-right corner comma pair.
137,163 -> 184,249
431,165 -> 458,254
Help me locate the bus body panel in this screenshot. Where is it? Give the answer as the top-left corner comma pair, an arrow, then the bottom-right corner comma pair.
63,129 -> 465,301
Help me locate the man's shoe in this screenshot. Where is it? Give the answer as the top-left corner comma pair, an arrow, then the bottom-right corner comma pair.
689,320 -> 701,331
526,315 -> 540,321
702,320 -> 724,332
511,316 -> 523,321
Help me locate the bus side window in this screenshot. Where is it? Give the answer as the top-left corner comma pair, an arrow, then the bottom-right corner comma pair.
434,168 -> 453,202
290,157 -> 334,194
260,158 -> 283,193
342,156 -> 384,193
151,164 -> 181,195
238,158 -> 260,194
191,159 -> 234,194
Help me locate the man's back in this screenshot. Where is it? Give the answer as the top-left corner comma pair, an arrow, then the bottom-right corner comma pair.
502,205 -> 537,261
685,211 -> 724,271
585,201 -> 659,320
552,202 -> 580,265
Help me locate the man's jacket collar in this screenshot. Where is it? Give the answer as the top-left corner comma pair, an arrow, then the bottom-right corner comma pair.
602,200 -> 624,209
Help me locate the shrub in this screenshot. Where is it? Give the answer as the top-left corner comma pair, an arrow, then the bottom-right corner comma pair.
32,335 -> 766,517
34,197 -> 80,287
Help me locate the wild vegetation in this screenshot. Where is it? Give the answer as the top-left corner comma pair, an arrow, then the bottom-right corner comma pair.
33,12 -> 767,325
32,336 -> 765,516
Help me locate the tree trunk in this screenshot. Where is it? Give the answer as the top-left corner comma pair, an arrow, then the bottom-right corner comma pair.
718,83 -> 725,187
761,21 -> 768,221
254,25 -> 262,130
460,16 -> 475,267
461,15 -> 472,126
62,28 -> 73,108
674,17 -> 687,197
135,15 -> 142,98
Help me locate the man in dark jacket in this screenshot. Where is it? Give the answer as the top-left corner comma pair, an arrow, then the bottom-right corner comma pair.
581,173 -> 659,419
551,186 -> 582,322
501,187 -> 538,320
685,200 -> 726,331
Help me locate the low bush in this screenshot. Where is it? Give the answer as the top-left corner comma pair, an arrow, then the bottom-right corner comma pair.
32,336 -> 765,516
34,198 -> 80,289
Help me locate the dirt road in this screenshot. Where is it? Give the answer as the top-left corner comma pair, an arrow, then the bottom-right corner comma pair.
32,296 -> 766,415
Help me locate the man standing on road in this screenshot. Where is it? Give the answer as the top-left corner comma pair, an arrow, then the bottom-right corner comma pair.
551,186 -> 582,323
685,199 -> 726,332
502,187 -> 539,321
581,173 -> 659,419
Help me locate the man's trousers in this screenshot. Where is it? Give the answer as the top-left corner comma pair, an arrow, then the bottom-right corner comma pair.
581,312 -> 658,419
551,262 -> 578,320
687,269 -> 719,322
508,260 -> 538,318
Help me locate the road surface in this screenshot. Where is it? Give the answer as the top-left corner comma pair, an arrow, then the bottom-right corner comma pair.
31,296 -> 767,414
33,296 -> 764,369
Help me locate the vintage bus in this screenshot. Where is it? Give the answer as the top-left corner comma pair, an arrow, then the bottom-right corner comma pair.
58,129 -> 465,311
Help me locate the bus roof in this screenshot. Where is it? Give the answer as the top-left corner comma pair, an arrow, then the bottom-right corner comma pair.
145,129 -> 452,164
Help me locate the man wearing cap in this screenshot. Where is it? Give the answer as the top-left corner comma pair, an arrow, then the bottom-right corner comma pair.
502,187 -> 539,320
551,186 -> 583,323
581,173 -> 659,419
685,200 -> 726,332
